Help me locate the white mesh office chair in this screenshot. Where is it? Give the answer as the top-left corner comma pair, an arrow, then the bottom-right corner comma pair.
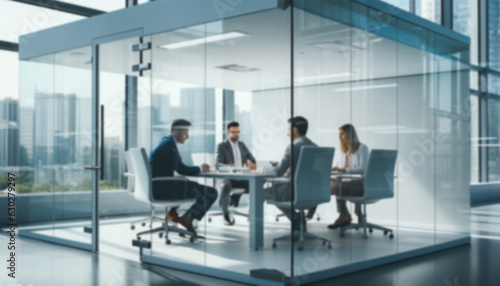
268,146 -> 334,251
127,148 -> 197,244
125,151 -> 155,230
336,149 -> 397,239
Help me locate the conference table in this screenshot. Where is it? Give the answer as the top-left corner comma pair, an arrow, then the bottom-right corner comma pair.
196,171 -> 275,250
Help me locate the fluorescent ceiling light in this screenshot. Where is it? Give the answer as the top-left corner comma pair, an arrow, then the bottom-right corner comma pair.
295,73 -> 352,83
159,31 -> 247,50
217,64 -> 259,72
334,84 -> 397,92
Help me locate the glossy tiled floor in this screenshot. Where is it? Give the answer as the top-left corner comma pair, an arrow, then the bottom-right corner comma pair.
2,203 -> 500,285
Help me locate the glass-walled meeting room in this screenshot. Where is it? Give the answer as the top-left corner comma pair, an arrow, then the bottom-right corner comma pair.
17,0 -> 470,284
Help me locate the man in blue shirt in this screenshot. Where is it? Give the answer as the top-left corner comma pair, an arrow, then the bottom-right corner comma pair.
149,119 -> 218,236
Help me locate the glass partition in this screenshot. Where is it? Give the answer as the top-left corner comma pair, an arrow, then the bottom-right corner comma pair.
291,0 -> 470,281
19,46 -> 93,249
147,6 -> 294,277
17,0 -> 471,284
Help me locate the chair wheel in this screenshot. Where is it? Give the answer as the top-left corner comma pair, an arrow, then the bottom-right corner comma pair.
389,234 -> 394,239
190,237 -> 195,243
317,217 -> 320,221
369,228 -> 373,233
166,239 -> 171,245
298,246 -> 304,251
272,242 -> 277,248
130,225 -> 135,230
208,217 -> 212,223
384,230 -> 388,235
276,217 -> 279,222
141,222 -> 146,227
159,233 -> 163,238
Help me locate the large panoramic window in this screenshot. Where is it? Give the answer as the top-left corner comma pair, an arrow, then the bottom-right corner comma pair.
0,1 -> 83,43
489,0 -> 500,72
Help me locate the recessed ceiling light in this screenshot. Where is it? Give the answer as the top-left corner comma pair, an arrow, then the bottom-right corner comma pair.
295,73 -> 352,83
159,31 -> 248,50
334,84 -> 397,92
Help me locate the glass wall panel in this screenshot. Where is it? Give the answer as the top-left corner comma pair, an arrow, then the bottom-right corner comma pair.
453,0 -> 478,65
0,1 -> 84,43
51,47 -> 92,244
97,36 -> 154,256
471,95 -> 480,183
0,51 -> 20,179
19,54 -> 54,225
18,47 -> 93,249
489,0 -> 500,72
487,99 -> 500,182
147,6 -> 293,278
435,65 -> 471,243
149,24 -> 208,268
488,75 -> 500,95
415,0 -> 441,24
0,50 -> 19,100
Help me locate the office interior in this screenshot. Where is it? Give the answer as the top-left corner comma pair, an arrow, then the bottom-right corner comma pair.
12,0 -> 471,284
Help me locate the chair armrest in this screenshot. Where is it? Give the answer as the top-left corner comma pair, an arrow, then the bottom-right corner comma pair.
152,177 -> 189,182
266,178 -> 290,184
333,174 -> 363,179
124,172 -> 134,177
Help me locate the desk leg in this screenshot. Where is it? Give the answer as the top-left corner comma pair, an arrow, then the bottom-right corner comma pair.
249,177 -> 264,250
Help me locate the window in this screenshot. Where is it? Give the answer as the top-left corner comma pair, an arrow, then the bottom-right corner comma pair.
0,1 -> 84,43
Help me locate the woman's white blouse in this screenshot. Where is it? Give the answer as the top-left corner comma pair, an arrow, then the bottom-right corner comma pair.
333,143 -> 369,174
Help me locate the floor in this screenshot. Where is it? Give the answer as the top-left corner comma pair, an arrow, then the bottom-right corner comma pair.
2,203 -> 500,285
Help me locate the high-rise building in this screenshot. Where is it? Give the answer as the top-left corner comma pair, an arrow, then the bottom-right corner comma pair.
0,121 -> 19,167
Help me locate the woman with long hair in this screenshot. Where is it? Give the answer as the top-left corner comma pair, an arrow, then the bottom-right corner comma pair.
327,124 -> 369,229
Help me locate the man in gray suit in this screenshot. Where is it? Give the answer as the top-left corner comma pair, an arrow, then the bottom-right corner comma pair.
216,121 -> 257,225
263,116 -> 317,228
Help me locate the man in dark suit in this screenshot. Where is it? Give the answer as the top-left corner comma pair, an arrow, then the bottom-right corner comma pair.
215,121 -> 256,225
149,119 -> 218,236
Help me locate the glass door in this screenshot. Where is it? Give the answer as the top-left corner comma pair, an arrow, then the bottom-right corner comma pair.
95,34 -> 153,255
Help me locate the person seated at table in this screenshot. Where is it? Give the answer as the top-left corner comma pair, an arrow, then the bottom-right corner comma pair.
216,121 -> 257,226
149,119 -> 218,237
325,123 -> 369,229
262,116 -> 317,229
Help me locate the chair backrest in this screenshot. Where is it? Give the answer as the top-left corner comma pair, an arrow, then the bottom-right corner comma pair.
294,146 -> 335,209
363,149 -> 398,200
124,151 -> 135,193
126,148 -> 152,203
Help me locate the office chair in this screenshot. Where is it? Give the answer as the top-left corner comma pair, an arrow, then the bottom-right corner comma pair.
267,146 -> 334,251
125,151 -> 157,230
335,149 -> 397,239
208,186 -> 249,223
127,148 -> 197,244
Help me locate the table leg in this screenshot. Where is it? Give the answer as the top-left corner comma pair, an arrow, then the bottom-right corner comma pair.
249,177 -> 264,250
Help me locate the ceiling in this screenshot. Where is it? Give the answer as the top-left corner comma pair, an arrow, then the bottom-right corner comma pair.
28,7 -> 469,92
